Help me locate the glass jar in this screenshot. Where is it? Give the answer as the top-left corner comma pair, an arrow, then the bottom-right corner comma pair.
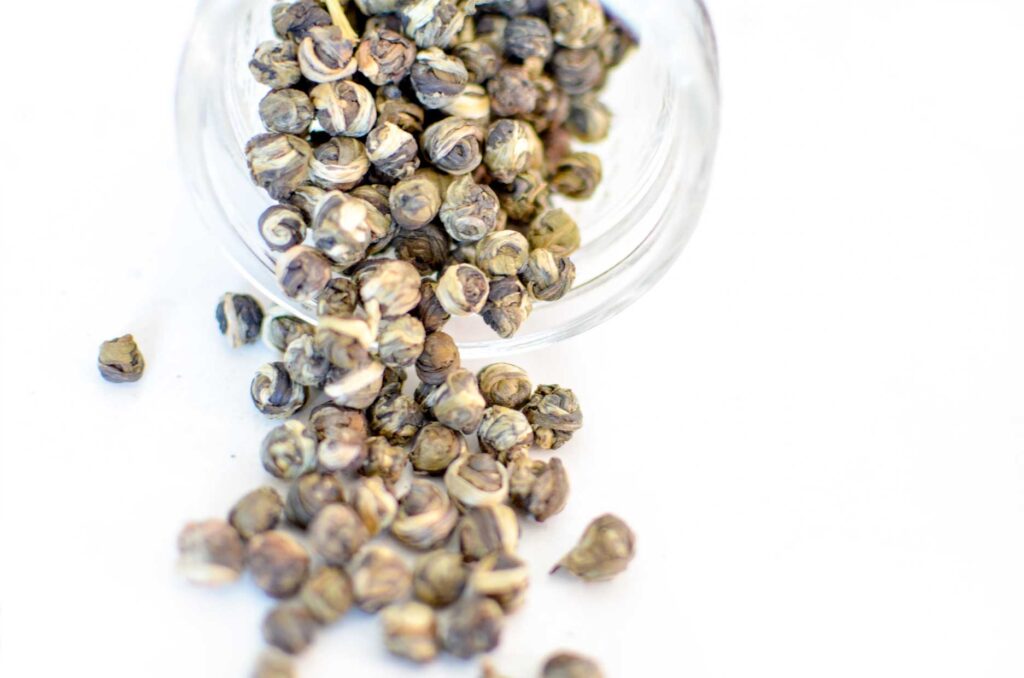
176,0 -> 720,359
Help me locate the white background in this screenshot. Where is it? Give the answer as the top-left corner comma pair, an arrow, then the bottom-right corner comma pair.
2,1 -> 1024,676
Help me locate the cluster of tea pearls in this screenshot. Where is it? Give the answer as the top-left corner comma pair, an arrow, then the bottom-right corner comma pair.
178,293 -> 636,673
246,0 -> 635,341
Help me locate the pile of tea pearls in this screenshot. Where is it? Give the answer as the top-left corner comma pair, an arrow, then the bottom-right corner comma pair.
178,0 -> 645,674
183,293 -> 637,674
246,0 -> 635,340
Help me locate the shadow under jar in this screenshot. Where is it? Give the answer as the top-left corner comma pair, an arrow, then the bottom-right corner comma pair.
176,0 -> 720,360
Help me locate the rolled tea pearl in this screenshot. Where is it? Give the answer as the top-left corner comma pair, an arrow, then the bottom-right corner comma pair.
259,205 -> 306,252
259,89 -> 314,135
274,245 -> 331,301
421,118 -> 484,176
310,80 -> 377,137
298,25 -> 357,83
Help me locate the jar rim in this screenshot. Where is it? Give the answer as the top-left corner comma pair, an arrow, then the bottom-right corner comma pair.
175,0 -> 720,359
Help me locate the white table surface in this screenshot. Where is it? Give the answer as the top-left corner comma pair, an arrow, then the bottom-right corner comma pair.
3,1 -> 1024,676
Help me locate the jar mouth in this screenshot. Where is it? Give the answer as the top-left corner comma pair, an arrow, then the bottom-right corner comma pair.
176,0 -> 720,359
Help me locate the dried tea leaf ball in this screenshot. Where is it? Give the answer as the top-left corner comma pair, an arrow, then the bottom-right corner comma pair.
481,276 -> 533,338
445,453 -> 510,509
542,652 -> 605,678
552,514 -> 635,582
528,208 -> 580,256
548,0 -> 606,49
352,476 -> 399,535
413,550 -> 468,607
488,65 -> 539,117
422,118 -> 485,176
495,170 -> 549,222
551,151 -> 602,199
229,486 -> 284,539
391,478 -> 459,550
261,420 -> 317,480
274,245 -> 332,301
273,0 -> 331,41
262,308 -> 315,353
425,368 -> 487,434
519,248 -> 576,302
566,92 -> 611,142
505,15 -> 554,60
477,405 -> 534,461
438,596 -> 504,658
310,79 -> 377,137
309,504 -> 370,566
246,133 -> 312,200
468,551 -> 529,612
251,362 -> 308,419
247,530 -> 311,598
357,258 -> 423,317
283,334 -> 330,386
250,40 -> 302,89
370,385 -> 426,444
317,276 -> 360,318
298,25 -> 357,83
97,334 -> 145,383
508,455 -> 569,522
366,122 -> 420,181
410,422 -> 467,475
440,83 -> 492,122
176,519 -> 245,585
484,119 -> 538,184
552,47 -> 605,95
258,204 -> 307,252
309,402 -> 368,440
440,175 -> 500,243
378,315 -> 427,369
317,426 -> 368,473
252,648 -> 296,678
454,40 -> 501,84
287,183 -> 327,220
323,361 -> 386,410
457,504 -> 520,561
301,566 -> 354,624
284,472 -> 345,527
381,602 -> 439,662
352,184 -> 399,253
389,172 -> 442,230
311,191 -> 373,267
357,27 -> 417,85
262,601 -> 317,655
416,280 -> 452,333
309,137 -> 369,191
377,85 -> 427,134
395,224 -> 451,273
361,435 -> 411,489
415,331 -> 460,387
315,313 -> 376,371
475,231 -> 530,277
410,47 -> 469,109
522,384 -> 583,449
259,88 -> 315,135
527,74 -> 571,133
400,0 -> 468,49
477,363 -> 532,409
351,545 -> 413,612
436,264 -> 490,316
